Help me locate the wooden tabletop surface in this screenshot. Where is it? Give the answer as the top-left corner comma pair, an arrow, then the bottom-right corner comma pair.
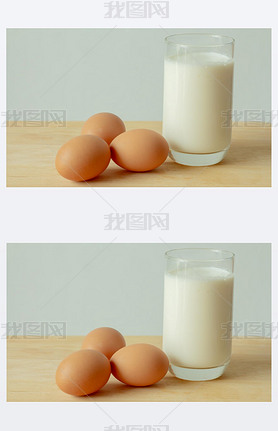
7,336 -> 271,402
6,121 -> 271,187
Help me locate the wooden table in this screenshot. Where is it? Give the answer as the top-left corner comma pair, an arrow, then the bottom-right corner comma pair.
6,121 -> 271,187
7,336 -> 271,402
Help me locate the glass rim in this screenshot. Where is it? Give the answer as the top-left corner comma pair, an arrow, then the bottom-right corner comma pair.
165,248 -> 235,263
165,33 -> 235,48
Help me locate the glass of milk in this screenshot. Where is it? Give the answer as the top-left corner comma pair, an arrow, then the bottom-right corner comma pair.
163,248 -> 234,381
163,34 -> 235,166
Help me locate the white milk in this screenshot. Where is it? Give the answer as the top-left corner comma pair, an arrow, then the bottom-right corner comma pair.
163,52 -> 234,154
163,267 -> 234,369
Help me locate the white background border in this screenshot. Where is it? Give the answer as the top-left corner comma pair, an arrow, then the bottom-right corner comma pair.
1,0 -> 277,429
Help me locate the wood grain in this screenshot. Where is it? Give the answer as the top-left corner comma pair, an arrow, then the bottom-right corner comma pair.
7,336 -> 271,402
6,121 -> 271,187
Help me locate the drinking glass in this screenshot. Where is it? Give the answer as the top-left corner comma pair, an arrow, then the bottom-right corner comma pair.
163,34 -> 235,166
163,248 -> 235,381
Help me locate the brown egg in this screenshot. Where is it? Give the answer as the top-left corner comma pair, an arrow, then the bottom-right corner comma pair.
55,135 -> 110,182
82,327 -> 126,359
81,113 -> 126,145
56,349 -> 111,396
111,343 -> 169,387
110,129 -> 169,172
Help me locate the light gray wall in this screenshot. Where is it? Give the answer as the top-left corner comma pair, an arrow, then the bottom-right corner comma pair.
7,29 -> 271,121
7,243 -> 271,336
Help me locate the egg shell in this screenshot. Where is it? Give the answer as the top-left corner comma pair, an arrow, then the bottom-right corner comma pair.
110,343 -> 169,387
55,135 -> 110,181
56,349 -> 111,396
82,327 -> 126,359
81,113 -> 126,145
110,129 -> 169,172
